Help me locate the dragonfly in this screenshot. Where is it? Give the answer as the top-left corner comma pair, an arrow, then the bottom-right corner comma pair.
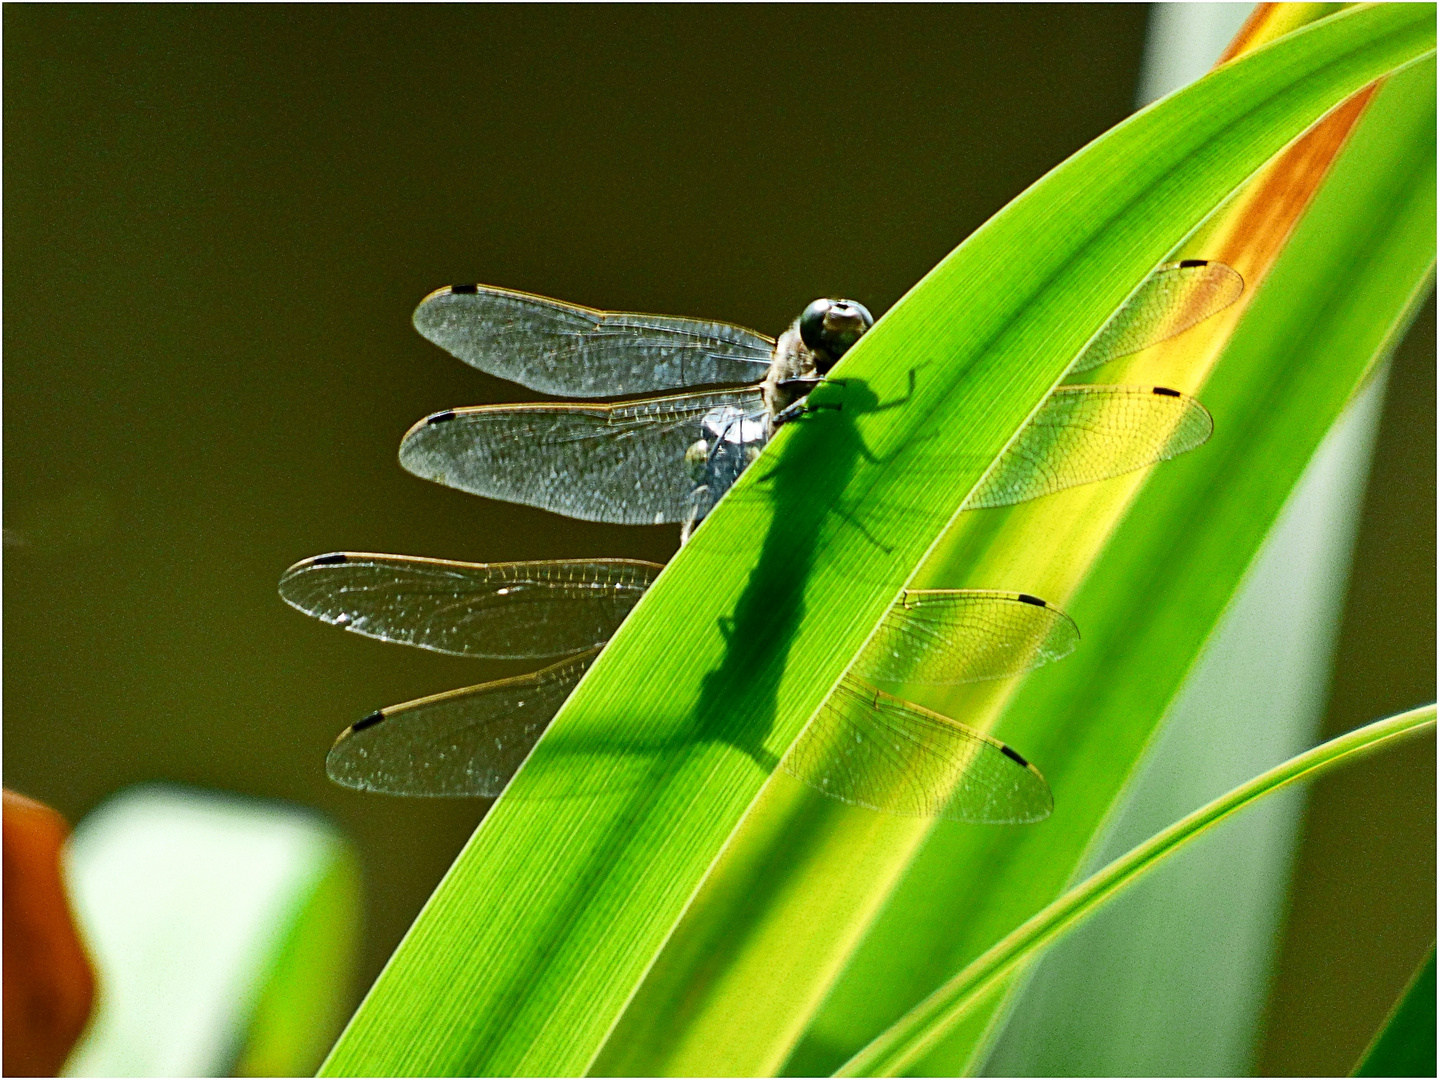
279,552 -> 1080,823
398,260 -> 1241,538
282,261 -> 1241,820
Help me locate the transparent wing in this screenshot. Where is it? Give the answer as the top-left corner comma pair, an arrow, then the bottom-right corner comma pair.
326,648 -> 597,797
412,284 -> 776,397
783,678 -> 1052,823
964,385 -> 1213,510
279,553 -> 662,659
1072,260 -> 1243,373
855,590 -> 1079,685
399,387 -> 767,525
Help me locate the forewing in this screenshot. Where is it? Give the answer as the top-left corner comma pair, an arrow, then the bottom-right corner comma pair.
326,649 -> 597,797
279,553 -> 662,659
1071,260 -> 1243,373
399,388 -> 767,525
854,590 -> 1079,685
964,385 -> 1213,509
782,679 -> 1052,824
412,285 -> 775,396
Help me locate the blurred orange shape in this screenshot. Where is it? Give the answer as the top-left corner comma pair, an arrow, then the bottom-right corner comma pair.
4,790 -> 96,1077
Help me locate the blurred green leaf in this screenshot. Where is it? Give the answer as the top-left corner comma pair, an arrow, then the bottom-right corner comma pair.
1353,945 -> 1437,1078
234,846 -> 362,1077
63,787 -> 359,1078
320,7 -> 1435,1075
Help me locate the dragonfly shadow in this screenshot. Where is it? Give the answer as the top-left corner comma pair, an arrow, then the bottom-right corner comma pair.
512,376 -> 916,805
690,374 -> 915,776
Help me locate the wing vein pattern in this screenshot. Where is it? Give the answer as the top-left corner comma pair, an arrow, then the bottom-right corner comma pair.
279,553 -> 661,659
326,649 -> 600,797
412,285 -> 775,397
854,590 -> 1079,684
309,574 -> 1068,820
966,385 -> 1213,509
782,679 -> 1053,823
1071,260 -> 1243,373
399,388 -> 766,524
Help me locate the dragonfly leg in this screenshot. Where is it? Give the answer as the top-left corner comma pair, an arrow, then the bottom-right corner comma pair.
773,399 -> 842,428
681,492 -> 706,545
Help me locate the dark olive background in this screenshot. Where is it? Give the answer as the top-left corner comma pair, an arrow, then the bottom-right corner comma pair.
5,6 -> 1432,1074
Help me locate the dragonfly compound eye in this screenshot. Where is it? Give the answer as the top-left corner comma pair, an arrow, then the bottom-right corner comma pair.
801,298 -> 875,373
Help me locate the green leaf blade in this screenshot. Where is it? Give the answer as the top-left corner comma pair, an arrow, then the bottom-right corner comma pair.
1354,945 -> 1438,1077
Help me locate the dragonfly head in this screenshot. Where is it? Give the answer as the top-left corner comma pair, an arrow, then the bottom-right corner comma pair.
800,298 -> 873,374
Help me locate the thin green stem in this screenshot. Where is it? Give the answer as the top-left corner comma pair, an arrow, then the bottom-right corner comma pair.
837,704 -> 1437,1077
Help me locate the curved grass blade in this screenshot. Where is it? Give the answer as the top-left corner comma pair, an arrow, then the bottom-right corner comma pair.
837,705 -> 1437,1077
793,60 -> 1436,1077
597,30 -> 1437,1080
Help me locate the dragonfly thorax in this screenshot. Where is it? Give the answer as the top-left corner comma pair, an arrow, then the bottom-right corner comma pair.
762,323 -> 819,419
704,405 -> 767,445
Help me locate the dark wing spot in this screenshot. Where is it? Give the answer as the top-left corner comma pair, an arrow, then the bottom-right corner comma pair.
1152,387 -> 1181,397
313,553 -> 348,565
1017,593 -> 1047,607
351,710 -> 385,733
1177,259 -> 1209,268
449,284 -> 480,294
1000,744 -> 1030,768
429,410 -> 457,424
